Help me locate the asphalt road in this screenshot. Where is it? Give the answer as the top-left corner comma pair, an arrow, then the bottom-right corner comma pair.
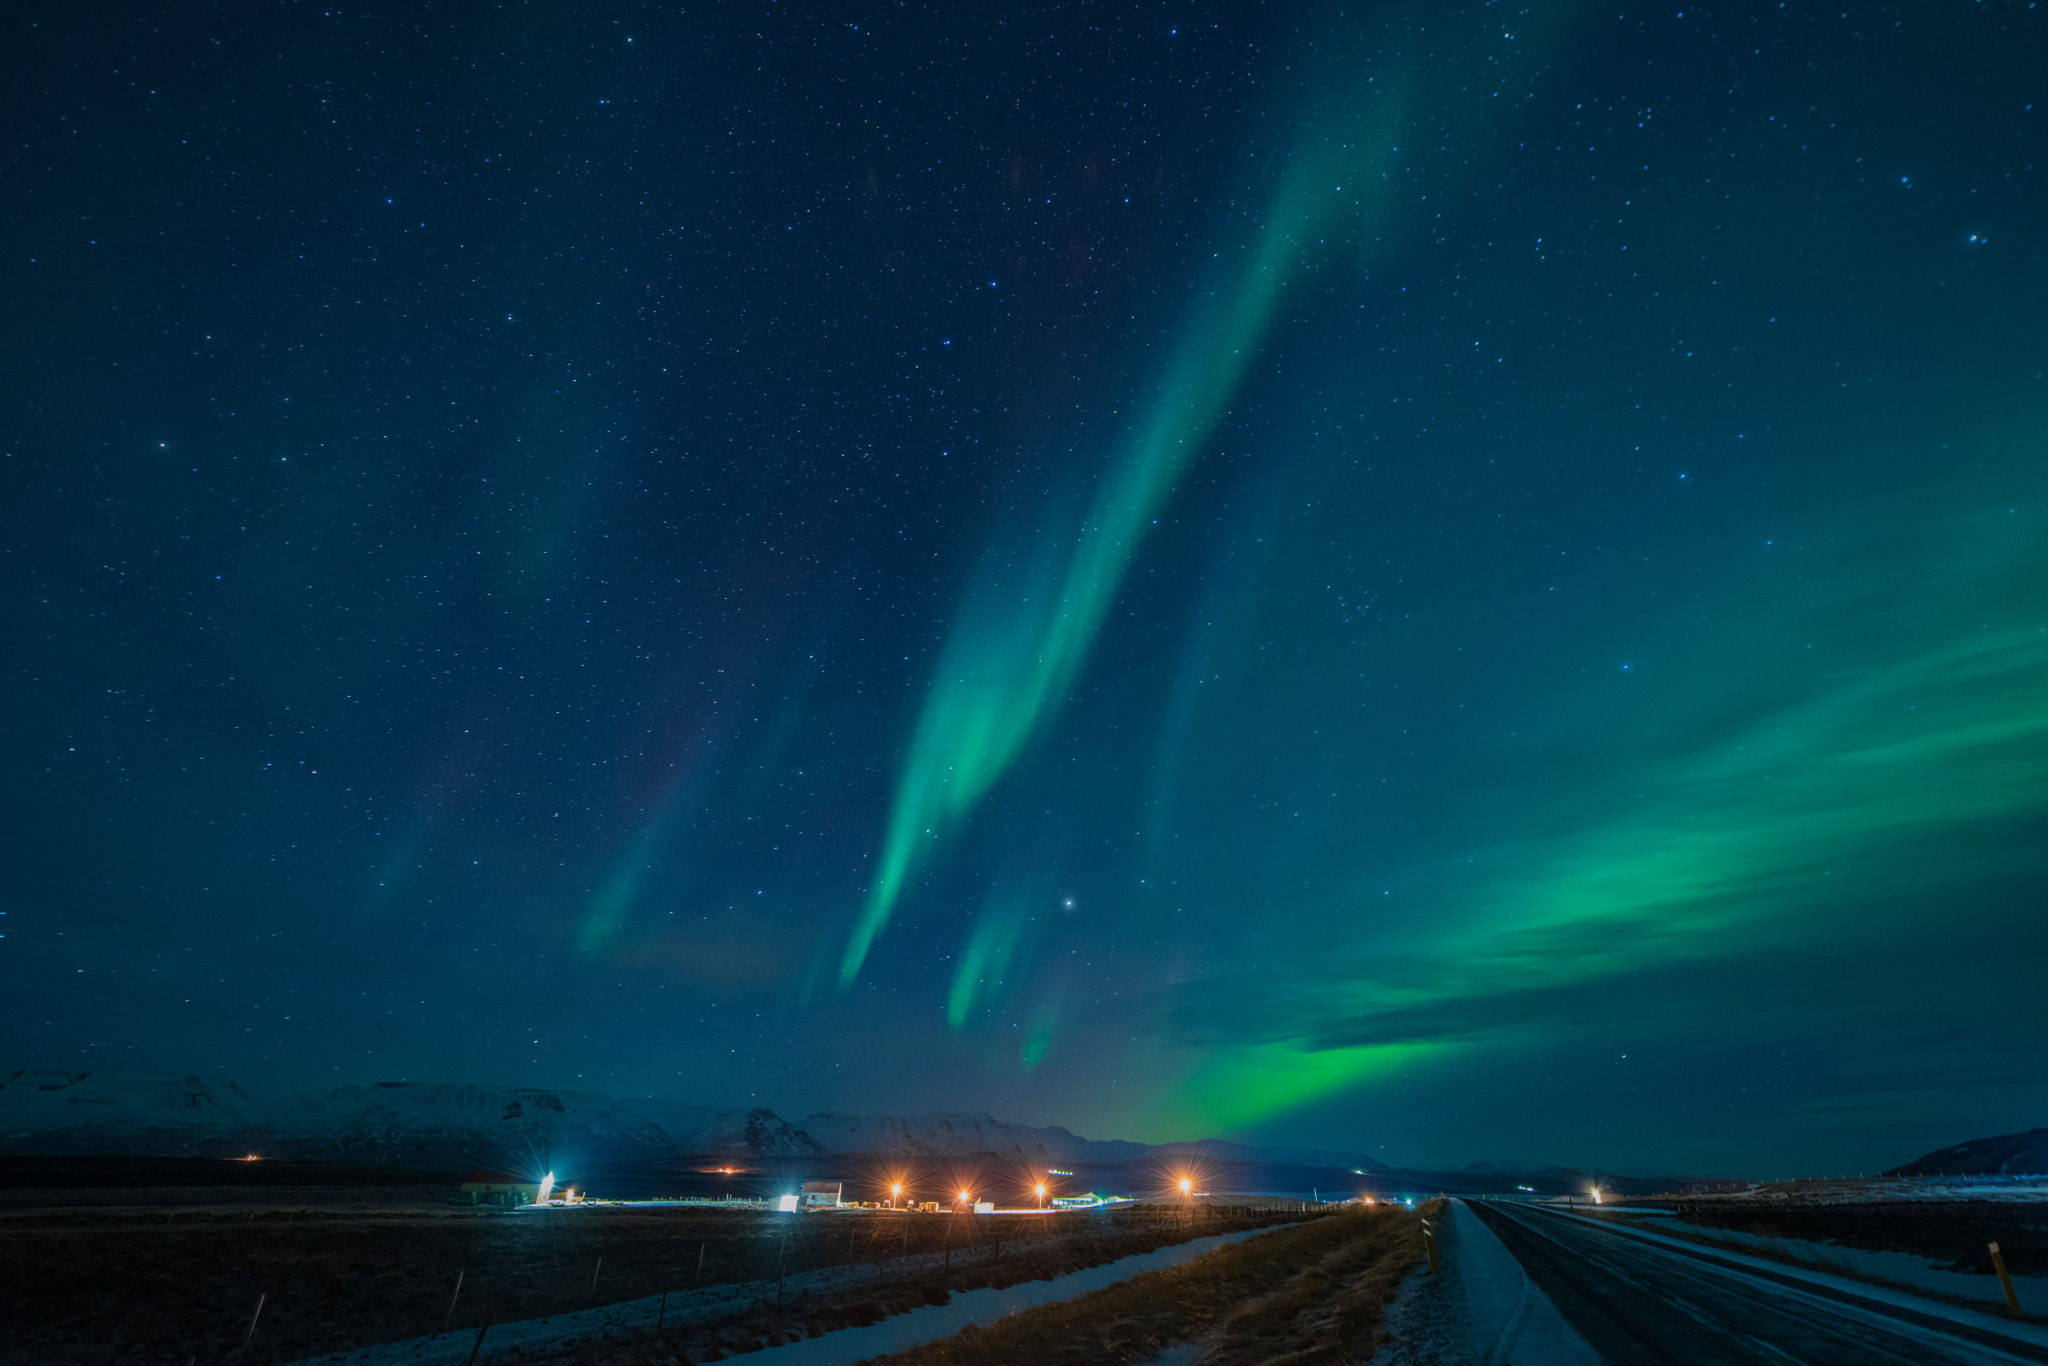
1463,1200 -> 2048,1365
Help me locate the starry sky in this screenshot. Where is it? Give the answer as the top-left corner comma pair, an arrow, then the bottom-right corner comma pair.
5,0 -> 2045,1177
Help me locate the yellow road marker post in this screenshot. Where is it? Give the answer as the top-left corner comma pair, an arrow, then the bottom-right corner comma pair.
1990,1241 -> 2023,1318
1422,1217 -> 1439,1275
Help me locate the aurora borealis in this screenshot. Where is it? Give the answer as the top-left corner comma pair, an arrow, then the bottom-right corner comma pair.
5,0 -> 2044,1175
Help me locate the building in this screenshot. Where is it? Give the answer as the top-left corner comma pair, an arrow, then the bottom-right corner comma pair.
456,1171 -> 543,1207
801,1180 -> 843,1208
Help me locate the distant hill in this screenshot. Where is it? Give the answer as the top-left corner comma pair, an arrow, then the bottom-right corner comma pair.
618,1101 -> 1389,1171
0,1069 -> 1388,1174
264,1082 -> 676,1168
739,1107 -> 1389,1171
0,1071 -> 678,1169
0,1071 -> 267,1157
1884,1126 -> 2048,1177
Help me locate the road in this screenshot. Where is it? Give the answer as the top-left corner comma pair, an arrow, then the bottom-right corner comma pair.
1462,1200 -> 2048,1365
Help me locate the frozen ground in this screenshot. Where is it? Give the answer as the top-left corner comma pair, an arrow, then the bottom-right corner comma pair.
1724,1176 -> 2048,1205
1367,1200 -> 1595,1365
729,1225 -> 1288,1366
1649,1219 -> 2048,1311
284,1224 -> 1290,1365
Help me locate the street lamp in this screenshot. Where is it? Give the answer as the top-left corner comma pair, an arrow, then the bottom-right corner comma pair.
1036,1183 -> 1047,1210
891,1183 -> 902,1209
1179,1178 -> 1192,1196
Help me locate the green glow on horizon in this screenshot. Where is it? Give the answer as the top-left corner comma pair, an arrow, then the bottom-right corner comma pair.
1146,1041 -> 1447,1137
1396,620 -> 2048,1030
1145,490 -> 2048,1130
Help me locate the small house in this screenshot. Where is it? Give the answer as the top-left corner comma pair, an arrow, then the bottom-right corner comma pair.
801,1180 -> 843,1208
456,1171 -> 542,1207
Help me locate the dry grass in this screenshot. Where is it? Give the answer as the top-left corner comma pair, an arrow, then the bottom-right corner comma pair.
0,1197 -> 1301,1365
515,1204 -> 1322,1366
863,1201 -> 1430,1366
549,1202 -> 1430,1366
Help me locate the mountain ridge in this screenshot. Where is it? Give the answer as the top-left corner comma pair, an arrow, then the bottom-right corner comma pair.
1882,1125 -> 2048,1177
0,1069 -> 1388,1173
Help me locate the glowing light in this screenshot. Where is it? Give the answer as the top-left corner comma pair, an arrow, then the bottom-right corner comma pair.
538,1172 -> 556,1204
1179,1178 -> 1192,1196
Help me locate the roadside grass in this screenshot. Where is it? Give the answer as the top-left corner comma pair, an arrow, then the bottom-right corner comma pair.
510,1203 -> 1324,1365
0,1199 -> 1299,1365
856,1200 -> 1432,1366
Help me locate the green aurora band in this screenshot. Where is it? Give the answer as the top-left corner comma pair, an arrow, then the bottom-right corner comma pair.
831,4 -> 2048,1147
1136,489 -> 2048,1136
843,12 -> 1584,990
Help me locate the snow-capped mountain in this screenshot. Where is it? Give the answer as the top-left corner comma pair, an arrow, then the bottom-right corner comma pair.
763,1109 -> 1385,1170
634,1103 -> 830,1157
785,1109 -> 1076,1159
262,1082 -> 678,1167
1885,1126 -> 2048,1177
0,1070 -> 266,1156
1,1072 -> 679,1168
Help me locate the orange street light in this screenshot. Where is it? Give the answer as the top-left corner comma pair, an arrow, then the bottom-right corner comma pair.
891,1183 -> 902,1209
959,1189 -> 971,1204
1179,1178 -> 1192,1196
1036,1183 -> 1046,1209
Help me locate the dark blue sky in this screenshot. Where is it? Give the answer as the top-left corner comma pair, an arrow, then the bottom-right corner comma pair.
5,0 -> 2045,1176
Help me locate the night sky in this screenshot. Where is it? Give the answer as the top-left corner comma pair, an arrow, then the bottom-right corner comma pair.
6,0 -> 2045,1177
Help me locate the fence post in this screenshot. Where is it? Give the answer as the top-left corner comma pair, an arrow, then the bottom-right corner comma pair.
443,1270 -> 464,1333
465,1313 -> 494,1366
241,1293 -> 266,1352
